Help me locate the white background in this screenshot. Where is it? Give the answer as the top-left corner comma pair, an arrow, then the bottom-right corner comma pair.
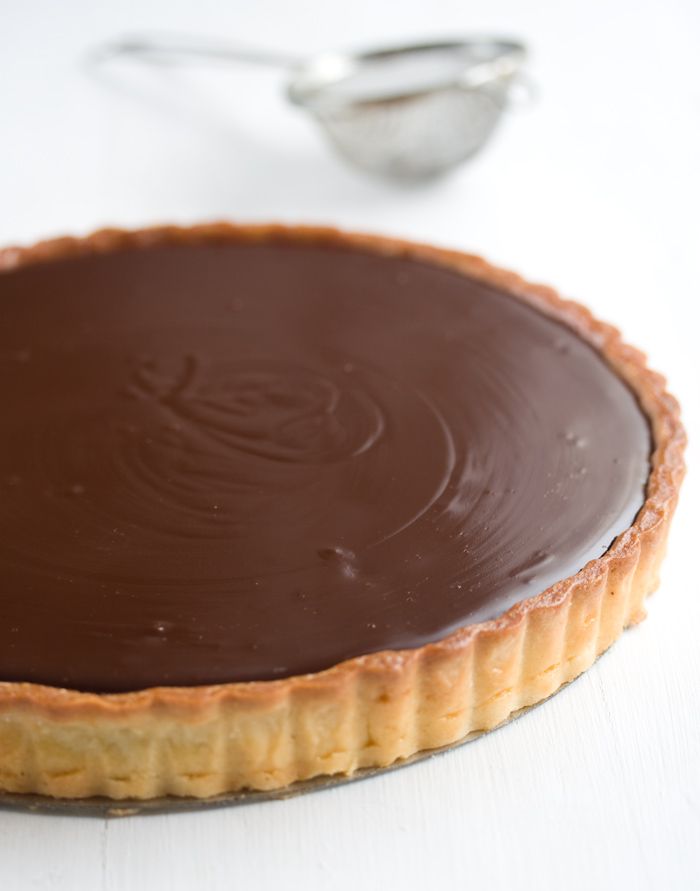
1,1 -> 699,888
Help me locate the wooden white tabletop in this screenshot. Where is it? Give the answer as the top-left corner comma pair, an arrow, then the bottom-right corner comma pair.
1,0 -> 698,888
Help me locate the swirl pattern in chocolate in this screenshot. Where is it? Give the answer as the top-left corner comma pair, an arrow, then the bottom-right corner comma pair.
0,237 -> 650,692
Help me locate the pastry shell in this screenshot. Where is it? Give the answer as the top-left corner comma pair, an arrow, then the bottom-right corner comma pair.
0,224 -> 686,800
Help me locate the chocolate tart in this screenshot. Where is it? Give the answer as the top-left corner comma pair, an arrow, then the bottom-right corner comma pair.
0,224 -> 685,801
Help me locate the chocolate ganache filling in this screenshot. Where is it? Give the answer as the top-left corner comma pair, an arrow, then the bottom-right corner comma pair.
0,236 -> 650,692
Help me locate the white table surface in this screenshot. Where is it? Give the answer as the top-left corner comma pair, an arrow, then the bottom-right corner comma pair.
1,0 -> 699,888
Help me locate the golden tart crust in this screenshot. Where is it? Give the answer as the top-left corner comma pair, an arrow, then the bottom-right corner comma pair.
0,223 -> 686,800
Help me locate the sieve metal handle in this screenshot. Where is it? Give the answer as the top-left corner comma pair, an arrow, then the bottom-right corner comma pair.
92,33 -> 302,70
